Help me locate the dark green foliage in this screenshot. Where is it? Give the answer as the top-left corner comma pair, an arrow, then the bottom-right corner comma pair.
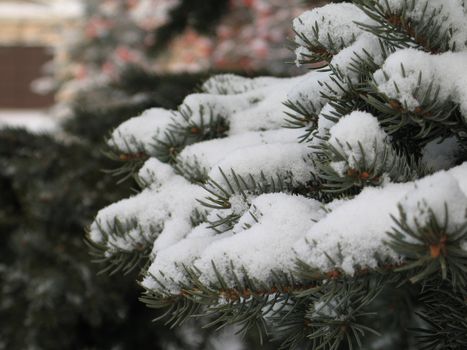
274,276 -> 386,350
414,280 -> 467,349
0,128 -> 158,350
63,68 -> 210,143
117,66 -> 209,95
0,74 -> 211,349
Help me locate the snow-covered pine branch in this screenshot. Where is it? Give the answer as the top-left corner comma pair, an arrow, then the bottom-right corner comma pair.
88,1 -> 467,348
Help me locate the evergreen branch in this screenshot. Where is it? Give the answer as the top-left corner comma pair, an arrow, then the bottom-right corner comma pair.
412,280 -> 467,349
316,139 -> 422,195
174,157 -> 209,184
355,0 -> 453,54
86,218 -> 157,275
387,203 -> 467,288
170,104 -> 229,143
283,99 -> 320,143
85,235 -> 151,276
152,130 -> 187,164
197,168 -> 305,231
141,259 -> 411,343
362,78 -> 465,143
293,21 -> 349,67
102,146 -> 149,184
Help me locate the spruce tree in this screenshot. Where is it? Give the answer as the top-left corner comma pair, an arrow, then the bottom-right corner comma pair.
89,1 -> 467,349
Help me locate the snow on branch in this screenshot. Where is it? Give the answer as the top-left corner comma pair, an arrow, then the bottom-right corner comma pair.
89,1 -> 467,347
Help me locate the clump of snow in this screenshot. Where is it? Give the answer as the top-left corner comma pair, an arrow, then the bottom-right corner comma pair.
89,188 -> 163,249
331,33 -> 384,82
449,162 -> 467,195
108,108 -> 175,153
180,93 -> 253,127
208,143 -> 313,189
373,49 -> 435,110
286,71 -> 339,118
195,193 -> 325,287
373,50 -> 467,119
177,128 -> 303,173
294,182 -> 409,274
227,76 -> 305,134
293,3 -> 369,57
400,171 -> 467,234
143,193 -> 325,291
142,225 -> 225,292
377,0 -> 467,50
89,173 -> 205,255
327,111 -> 393,175
173,75 -> 306,138
138,157 -> 177,188
294,164 -> 467,275
202,74 -> 282,95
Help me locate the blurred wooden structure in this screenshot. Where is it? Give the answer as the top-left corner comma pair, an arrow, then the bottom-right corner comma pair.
0,0 -> 81,108
0,46 -> 52,108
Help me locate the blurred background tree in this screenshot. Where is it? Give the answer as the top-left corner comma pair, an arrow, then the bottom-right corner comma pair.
0,73 -> 208,350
